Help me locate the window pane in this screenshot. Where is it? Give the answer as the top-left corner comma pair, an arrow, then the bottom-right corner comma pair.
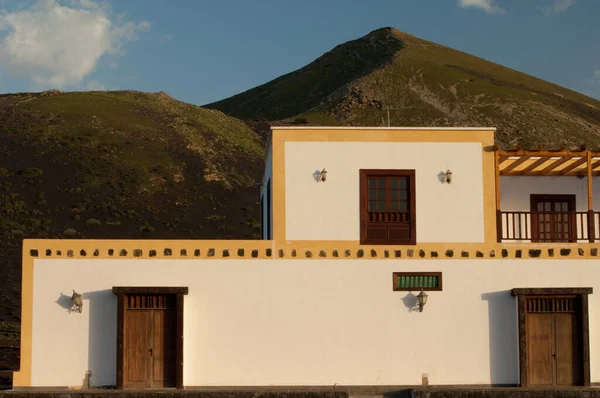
369,190 -> 377,200
400,191 -> 407,201
390,190 -> 398,200
400,202 -> 408,212
369,201 -> 377,211
377,179 -> 385,189
369,178 -> 376,189
377,202 -> 386,211
390,202 -> 398,211
378,190 -> 385,200
390,178 -> 398,189
399,178 -> 407,189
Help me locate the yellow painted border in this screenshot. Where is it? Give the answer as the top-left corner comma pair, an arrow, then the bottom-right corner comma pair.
270,128 -> 497,244
13,239 -> 274,387
17,127 -> 600,387
13,237 -> 600,386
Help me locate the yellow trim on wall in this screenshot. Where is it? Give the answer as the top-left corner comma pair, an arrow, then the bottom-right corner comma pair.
269,127 -> 497,244
12,239 -> 274,387
13,236 -> 600,386
12,244 -> 33,387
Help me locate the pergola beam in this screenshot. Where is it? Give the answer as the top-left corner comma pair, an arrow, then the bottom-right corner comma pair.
538,157 -> 570,175
515,156 -> 551,175
556,157 -> 588,175
502,156 -> 531,173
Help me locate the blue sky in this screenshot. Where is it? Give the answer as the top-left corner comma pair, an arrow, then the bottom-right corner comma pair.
0,0 -> 598,105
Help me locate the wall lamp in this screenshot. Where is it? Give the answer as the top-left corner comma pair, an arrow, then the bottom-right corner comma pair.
416,289 -> 428,312
70,290 -> 83,313
443,169 -> 453,184
320,168 -> 327,182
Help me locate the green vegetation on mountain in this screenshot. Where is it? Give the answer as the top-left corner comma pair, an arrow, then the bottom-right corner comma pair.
0,90 -> 265,370
206,27 -> 600,148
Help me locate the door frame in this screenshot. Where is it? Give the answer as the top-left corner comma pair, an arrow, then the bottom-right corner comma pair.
511,287 -> 593,387
112,286 -> 188,389
530,194 -> 577,243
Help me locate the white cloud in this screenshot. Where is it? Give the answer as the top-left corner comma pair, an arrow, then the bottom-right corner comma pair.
81,80 -> 106,91
543,0 -> 576,15
0,0 -> 150,89
458,0 -> 505,14
582,69 -> 600,100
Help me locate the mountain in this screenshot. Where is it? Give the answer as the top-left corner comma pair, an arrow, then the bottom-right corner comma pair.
0,90 -> 265,370
206,27 -> 600,148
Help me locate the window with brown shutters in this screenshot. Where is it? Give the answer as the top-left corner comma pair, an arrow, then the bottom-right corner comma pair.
360,169 -> 416,245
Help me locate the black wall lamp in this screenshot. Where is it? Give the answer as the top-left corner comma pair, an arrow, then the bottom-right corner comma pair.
70,290 -> 83,313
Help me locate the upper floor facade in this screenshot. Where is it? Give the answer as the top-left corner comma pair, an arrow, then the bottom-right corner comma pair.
259,126 -> 600,249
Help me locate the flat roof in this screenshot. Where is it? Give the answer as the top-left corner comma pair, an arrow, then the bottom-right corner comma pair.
271,126 -> 497,131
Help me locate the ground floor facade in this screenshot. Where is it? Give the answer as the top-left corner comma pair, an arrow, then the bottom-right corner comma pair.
12,240 -> 600,389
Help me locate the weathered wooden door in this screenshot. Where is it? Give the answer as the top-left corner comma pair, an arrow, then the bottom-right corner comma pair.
124,294 -> 177,388
526,296 -> 582,386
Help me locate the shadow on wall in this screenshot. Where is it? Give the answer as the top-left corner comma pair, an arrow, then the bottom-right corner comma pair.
481,291 -> 519,386
55,293 -> 73,312
401,292 -> 418,312
87,290 -> 117,388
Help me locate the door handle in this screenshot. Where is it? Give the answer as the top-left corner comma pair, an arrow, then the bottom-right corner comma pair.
552,353 -> 556,359
149,348 -> 153,357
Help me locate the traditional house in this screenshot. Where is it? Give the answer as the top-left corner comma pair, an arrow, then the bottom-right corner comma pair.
12,127 -> 600,390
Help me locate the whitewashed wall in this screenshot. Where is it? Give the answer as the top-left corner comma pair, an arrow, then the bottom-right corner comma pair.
500,176 -> 600,241
284,142 -> 485,242
31,258 -> 600,387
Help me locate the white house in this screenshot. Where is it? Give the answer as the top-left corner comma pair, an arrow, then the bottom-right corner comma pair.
13,127 -> 600,390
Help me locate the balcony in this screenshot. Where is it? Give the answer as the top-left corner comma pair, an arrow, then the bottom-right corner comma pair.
495,147 -> 600,244
498,211 -> 599,242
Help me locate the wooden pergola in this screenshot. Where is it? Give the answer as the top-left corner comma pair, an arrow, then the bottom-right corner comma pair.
494,146 -> 599,242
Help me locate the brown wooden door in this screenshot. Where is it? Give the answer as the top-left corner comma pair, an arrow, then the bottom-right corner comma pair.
124,310 -> 152,387
152,309 -> 177,386
555,313 -> 582,386
527,314 -> 554,385
526,296 -> 582,386
124,294 -> 177,388
530,194 -> 576,242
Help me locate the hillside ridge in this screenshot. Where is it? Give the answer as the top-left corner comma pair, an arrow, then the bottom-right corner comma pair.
0,90 -> 265,369
206,27 -> 600,148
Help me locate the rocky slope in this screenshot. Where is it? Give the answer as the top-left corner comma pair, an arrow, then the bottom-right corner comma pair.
206,27 -> 600,148
0,90 -> 265,370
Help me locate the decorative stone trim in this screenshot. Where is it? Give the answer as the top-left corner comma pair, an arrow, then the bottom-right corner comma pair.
24,240 -> 600,261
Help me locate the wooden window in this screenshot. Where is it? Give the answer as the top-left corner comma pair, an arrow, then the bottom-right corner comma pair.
530,194 -> 576,243
393,272 -> 442,291
360,169 -> 416,245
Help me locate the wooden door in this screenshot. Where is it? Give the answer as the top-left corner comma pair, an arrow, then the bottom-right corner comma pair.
530,194 -> 576,242
152,309 -> 176,386
123,294 -> 177,388
555,313 -> 581,385
124,310 -> 152,387
526,296 -> 582,386
527,314 -> 554,385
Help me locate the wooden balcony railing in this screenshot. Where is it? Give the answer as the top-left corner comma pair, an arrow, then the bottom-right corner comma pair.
498,211 -> 600,242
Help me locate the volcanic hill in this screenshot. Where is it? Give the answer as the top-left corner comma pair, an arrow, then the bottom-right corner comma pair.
206,27 -> 600,148
0,90 -> 265,370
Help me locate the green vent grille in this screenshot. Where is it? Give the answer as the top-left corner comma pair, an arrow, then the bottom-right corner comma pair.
393,272 -> 442,291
